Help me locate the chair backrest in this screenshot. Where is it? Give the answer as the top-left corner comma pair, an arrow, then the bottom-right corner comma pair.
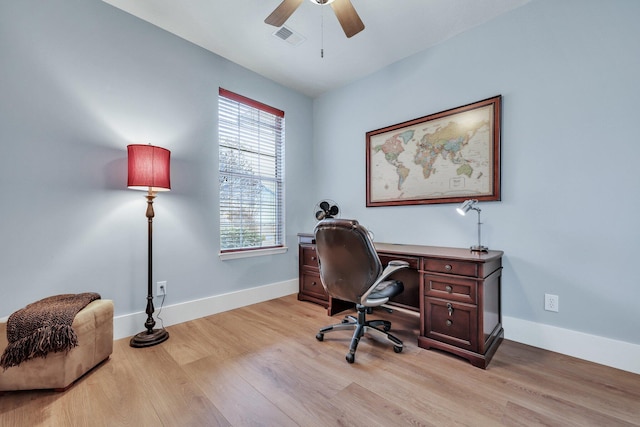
313,219 -> 382,304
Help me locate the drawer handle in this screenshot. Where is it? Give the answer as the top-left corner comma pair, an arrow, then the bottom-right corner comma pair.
447,303 -> 453,317
311,256 -> 316,261
311,281 -> 317,286
446,320 -> 453,327
445,285 -> 453,293
445,264 -> 452,271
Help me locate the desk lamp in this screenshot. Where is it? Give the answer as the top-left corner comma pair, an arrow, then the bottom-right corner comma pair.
127,144 -> 171,348
456,199 -> 488,252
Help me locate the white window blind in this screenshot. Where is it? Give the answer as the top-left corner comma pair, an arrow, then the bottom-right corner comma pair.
218,88 -> 285,253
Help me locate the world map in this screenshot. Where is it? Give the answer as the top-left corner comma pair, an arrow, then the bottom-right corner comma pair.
368,104 -> 495,204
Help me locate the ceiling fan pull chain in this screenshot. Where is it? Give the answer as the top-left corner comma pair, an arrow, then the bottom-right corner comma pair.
320,10 -> 324,58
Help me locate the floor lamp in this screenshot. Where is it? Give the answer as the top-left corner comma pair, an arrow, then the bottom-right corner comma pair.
127,144 -> 171,348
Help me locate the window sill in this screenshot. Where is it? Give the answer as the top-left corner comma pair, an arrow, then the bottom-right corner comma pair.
219,246 -> 288,261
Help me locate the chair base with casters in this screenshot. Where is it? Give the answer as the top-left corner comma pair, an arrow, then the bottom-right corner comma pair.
315,280 -> 404,364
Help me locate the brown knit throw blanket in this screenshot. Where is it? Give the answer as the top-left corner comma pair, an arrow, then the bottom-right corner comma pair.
0,292 -> 101,369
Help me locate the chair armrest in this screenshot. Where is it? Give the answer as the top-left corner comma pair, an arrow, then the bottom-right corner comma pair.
380,260 -> 410,279
361,260 -> 410,304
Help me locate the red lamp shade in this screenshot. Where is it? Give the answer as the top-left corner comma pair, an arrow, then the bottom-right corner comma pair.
127,144 -> 171,192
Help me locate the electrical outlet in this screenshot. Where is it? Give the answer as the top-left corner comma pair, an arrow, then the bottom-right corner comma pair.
544,293 -> 559,312
157,281 -> 167,296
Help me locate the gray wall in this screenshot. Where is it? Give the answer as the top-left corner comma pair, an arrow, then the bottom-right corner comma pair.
312,0 -> 640,345
0,0 -> 314,316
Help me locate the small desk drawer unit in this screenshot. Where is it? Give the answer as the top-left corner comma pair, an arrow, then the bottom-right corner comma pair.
298,238 -> 329,308
419,256 -> 503,369
297,234 -> 361,316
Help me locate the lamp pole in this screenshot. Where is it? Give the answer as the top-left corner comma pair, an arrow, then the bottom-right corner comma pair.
471,206 -> 488,253
130,190 -> 170,347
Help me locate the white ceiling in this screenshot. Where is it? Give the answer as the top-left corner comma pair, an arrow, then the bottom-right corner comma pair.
102,0 -> 531,98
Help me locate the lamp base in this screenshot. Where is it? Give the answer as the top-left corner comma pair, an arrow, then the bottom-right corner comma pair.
470,245 -> 489,253
129,328 -> 169,348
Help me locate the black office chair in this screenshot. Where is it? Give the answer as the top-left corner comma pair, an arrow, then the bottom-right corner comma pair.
314,219 -> 409,363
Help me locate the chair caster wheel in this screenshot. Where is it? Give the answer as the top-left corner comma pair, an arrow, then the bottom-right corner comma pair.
346,353 -> 355,363
383,324 -> 391,332
316,333 -> 324,341
393,345 -> 402,353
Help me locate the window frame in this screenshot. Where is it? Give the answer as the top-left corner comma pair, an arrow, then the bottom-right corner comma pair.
218,88 -> 286,260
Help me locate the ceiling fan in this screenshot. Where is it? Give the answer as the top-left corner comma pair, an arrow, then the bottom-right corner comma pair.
265,0 -> 365,38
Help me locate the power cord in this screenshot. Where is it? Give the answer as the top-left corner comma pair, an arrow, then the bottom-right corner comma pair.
155,293 -> 166,330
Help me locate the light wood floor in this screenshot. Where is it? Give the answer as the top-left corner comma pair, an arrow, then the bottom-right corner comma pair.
1,294 -> 639,426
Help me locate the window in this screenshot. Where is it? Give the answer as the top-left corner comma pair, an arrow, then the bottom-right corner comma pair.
218,88 -> 285,257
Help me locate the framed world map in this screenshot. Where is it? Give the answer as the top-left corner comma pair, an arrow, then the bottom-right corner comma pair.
366,95 -> 501,207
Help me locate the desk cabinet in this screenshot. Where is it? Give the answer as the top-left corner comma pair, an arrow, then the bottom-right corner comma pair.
298,234 -> 353,315
297,234 -> 328,307
419,255 -> 503,368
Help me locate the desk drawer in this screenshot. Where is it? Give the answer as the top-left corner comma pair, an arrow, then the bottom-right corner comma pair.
424,274 -> 477,304
423,259 -> 478,277
378,253 -> 420,270
301,246 -> 319,269
424,298 -> 478,351
301,272 -> 327,300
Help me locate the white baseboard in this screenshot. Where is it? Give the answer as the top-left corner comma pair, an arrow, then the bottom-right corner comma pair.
503,316 -> 640,375
114,279 -> 298,341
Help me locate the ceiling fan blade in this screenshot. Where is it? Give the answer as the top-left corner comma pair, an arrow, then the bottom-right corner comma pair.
265,0 -> 304,27
330,0 -> 365,38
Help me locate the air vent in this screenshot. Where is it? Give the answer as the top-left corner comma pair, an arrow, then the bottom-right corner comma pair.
273,25 -> 306,46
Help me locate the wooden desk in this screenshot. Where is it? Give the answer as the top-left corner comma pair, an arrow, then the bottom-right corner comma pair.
298,234 -> 504,368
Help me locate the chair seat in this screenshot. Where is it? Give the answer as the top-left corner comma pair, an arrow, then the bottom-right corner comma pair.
367,280 -> 404,301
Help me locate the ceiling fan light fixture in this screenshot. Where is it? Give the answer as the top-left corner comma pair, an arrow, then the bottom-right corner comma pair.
266,0 -> 364,39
